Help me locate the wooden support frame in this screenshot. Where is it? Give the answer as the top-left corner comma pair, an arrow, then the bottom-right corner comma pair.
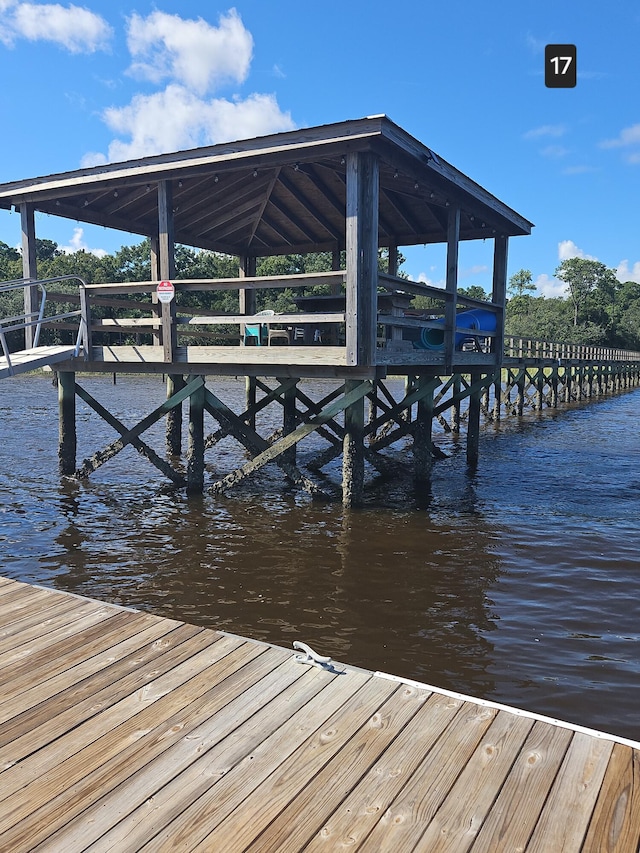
158,180 -> 176,362
58,371 -> 76,476
444,205 -> 460,372
207,381 -> 372,498
75,377 -> 202,480
345,151 -> 379,367
74,382 -> 185,485
187,377 -> 205,494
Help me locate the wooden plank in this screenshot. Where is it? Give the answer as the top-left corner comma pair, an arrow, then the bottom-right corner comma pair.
57,664 -> 343,851
297,691 -> 462,851
470,720 -> 573,852
0,646 -> 292,850
189,675 -> 399,852
0,614 -> 174,732
117,669 -> 373,853
83,270 -> 345,295
357,702 -> 497,852
0,608 -> 143,708
412,711 -> 535,852
0,596 -> 107,659
526,731 -> 615,853
0,593 -> 87,642
91,344 -> 349,367
582,743 -> 640,853
0,635 -> 255,807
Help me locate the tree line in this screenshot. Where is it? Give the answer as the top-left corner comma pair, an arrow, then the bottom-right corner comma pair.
1,237 -> 638,351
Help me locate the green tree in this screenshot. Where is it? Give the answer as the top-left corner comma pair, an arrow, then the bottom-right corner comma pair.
507,269 -> 535,297
555,258 -> 617,326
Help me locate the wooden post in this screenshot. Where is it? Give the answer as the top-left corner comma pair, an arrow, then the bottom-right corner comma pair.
166,374 -> 184,455
517,370 -> 525,416
414,376 -> 434,482
283,378 -> 298,465
444,206 -> 460,372
158,180 -> 176,363
345,151 -> 379,367
342,380 -> 365,507
551,363 -> 559,407
452,375 -> 461,432
467,372 -> 481,466
150,233 -> 161,346
21,203 -> 38,349
187,378 -> 205,495
239,256 -> 257,425
58,371 -> 76,475
491,235 -> 508,367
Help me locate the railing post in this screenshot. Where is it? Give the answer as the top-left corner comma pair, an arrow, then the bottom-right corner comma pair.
21,203 -> 38,349
79,286 -> 92,357
444,206 -> 460,371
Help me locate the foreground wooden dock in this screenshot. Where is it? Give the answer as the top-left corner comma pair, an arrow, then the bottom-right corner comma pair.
1,575 -> 639,852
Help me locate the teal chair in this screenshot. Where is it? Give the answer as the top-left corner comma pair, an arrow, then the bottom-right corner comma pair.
243,310 -> 275,346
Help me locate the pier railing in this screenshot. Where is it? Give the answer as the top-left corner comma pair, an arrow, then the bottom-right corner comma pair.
505,336 -> 640,362
76,272 -> 504,370
0,276 -> 86,370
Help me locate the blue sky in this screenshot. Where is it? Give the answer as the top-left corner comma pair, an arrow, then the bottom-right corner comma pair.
0,0 -> 638,296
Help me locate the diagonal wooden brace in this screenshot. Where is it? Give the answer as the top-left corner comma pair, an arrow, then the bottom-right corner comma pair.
76,376 -> 203,479
209,381 -> 373,496
204,387 -> 329,498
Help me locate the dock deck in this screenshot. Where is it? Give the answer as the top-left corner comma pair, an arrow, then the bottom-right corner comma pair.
1,575 -> 638,852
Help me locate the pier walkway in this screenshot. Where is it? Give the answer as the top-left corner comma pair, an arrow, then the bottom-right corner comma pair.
1,575 -> 638,852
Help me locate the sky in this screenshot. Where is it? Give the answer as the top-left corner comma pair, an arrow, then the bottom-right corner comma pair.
0,0 -> 638,297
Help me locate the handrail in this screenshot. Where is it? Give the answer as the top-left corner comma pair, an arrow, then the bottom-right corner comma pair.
504,335 -> 640,363
0,276 -> 87,375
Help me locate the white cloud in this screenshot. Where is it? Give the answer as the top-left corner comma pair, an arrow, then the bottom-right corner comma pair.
558,240 -> 597,261
616,260 -> 640,284
61,227 -> 107,257
540,144 -> 569,159
414,272 -> 445,288
600,124 -> 640,149
80,151 -> 108,168
534,273 -> 567,298
103,86 -> 294,161
523,124 -> 567,140
0,1 -> 112,53
89,9 -> 294,163
460,264 -> 489,278
562,164 -> 596,175
126,9 -> 252,96
600,124 -> 640,165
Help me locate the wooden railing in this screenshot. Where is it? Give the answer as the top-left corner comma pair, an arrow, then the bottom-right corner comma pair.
504,336 -> 640,362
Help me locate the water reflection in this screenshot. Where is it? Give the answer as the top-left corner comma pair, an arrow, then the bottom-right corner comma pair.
45,469 -> 502,698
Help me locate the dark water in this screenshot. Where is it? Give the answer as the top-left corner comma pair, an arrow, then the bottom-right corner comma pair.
2,373 -> 640,741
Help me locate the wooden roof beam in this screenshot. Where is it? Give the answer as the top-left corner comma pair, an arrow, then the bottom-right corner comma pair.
277,171 -> 342,241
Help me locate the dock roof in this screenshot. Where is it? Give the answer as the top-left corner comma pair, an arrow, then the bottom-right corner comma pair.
0,115 -> 532,256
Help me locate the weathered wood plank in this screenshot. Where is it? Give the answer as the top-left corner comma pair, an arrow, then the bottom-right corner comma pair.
470,719 -> 573,853
302,691 -> 461,851
582,743 -> 640,853
412,710 -> 535,852
526,731 -> 615,853
66,665 -> 343,852
26,649 -> 301,852
0,645 -> 290,849
127,669 -> 373,853
357,702 -> 498,852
